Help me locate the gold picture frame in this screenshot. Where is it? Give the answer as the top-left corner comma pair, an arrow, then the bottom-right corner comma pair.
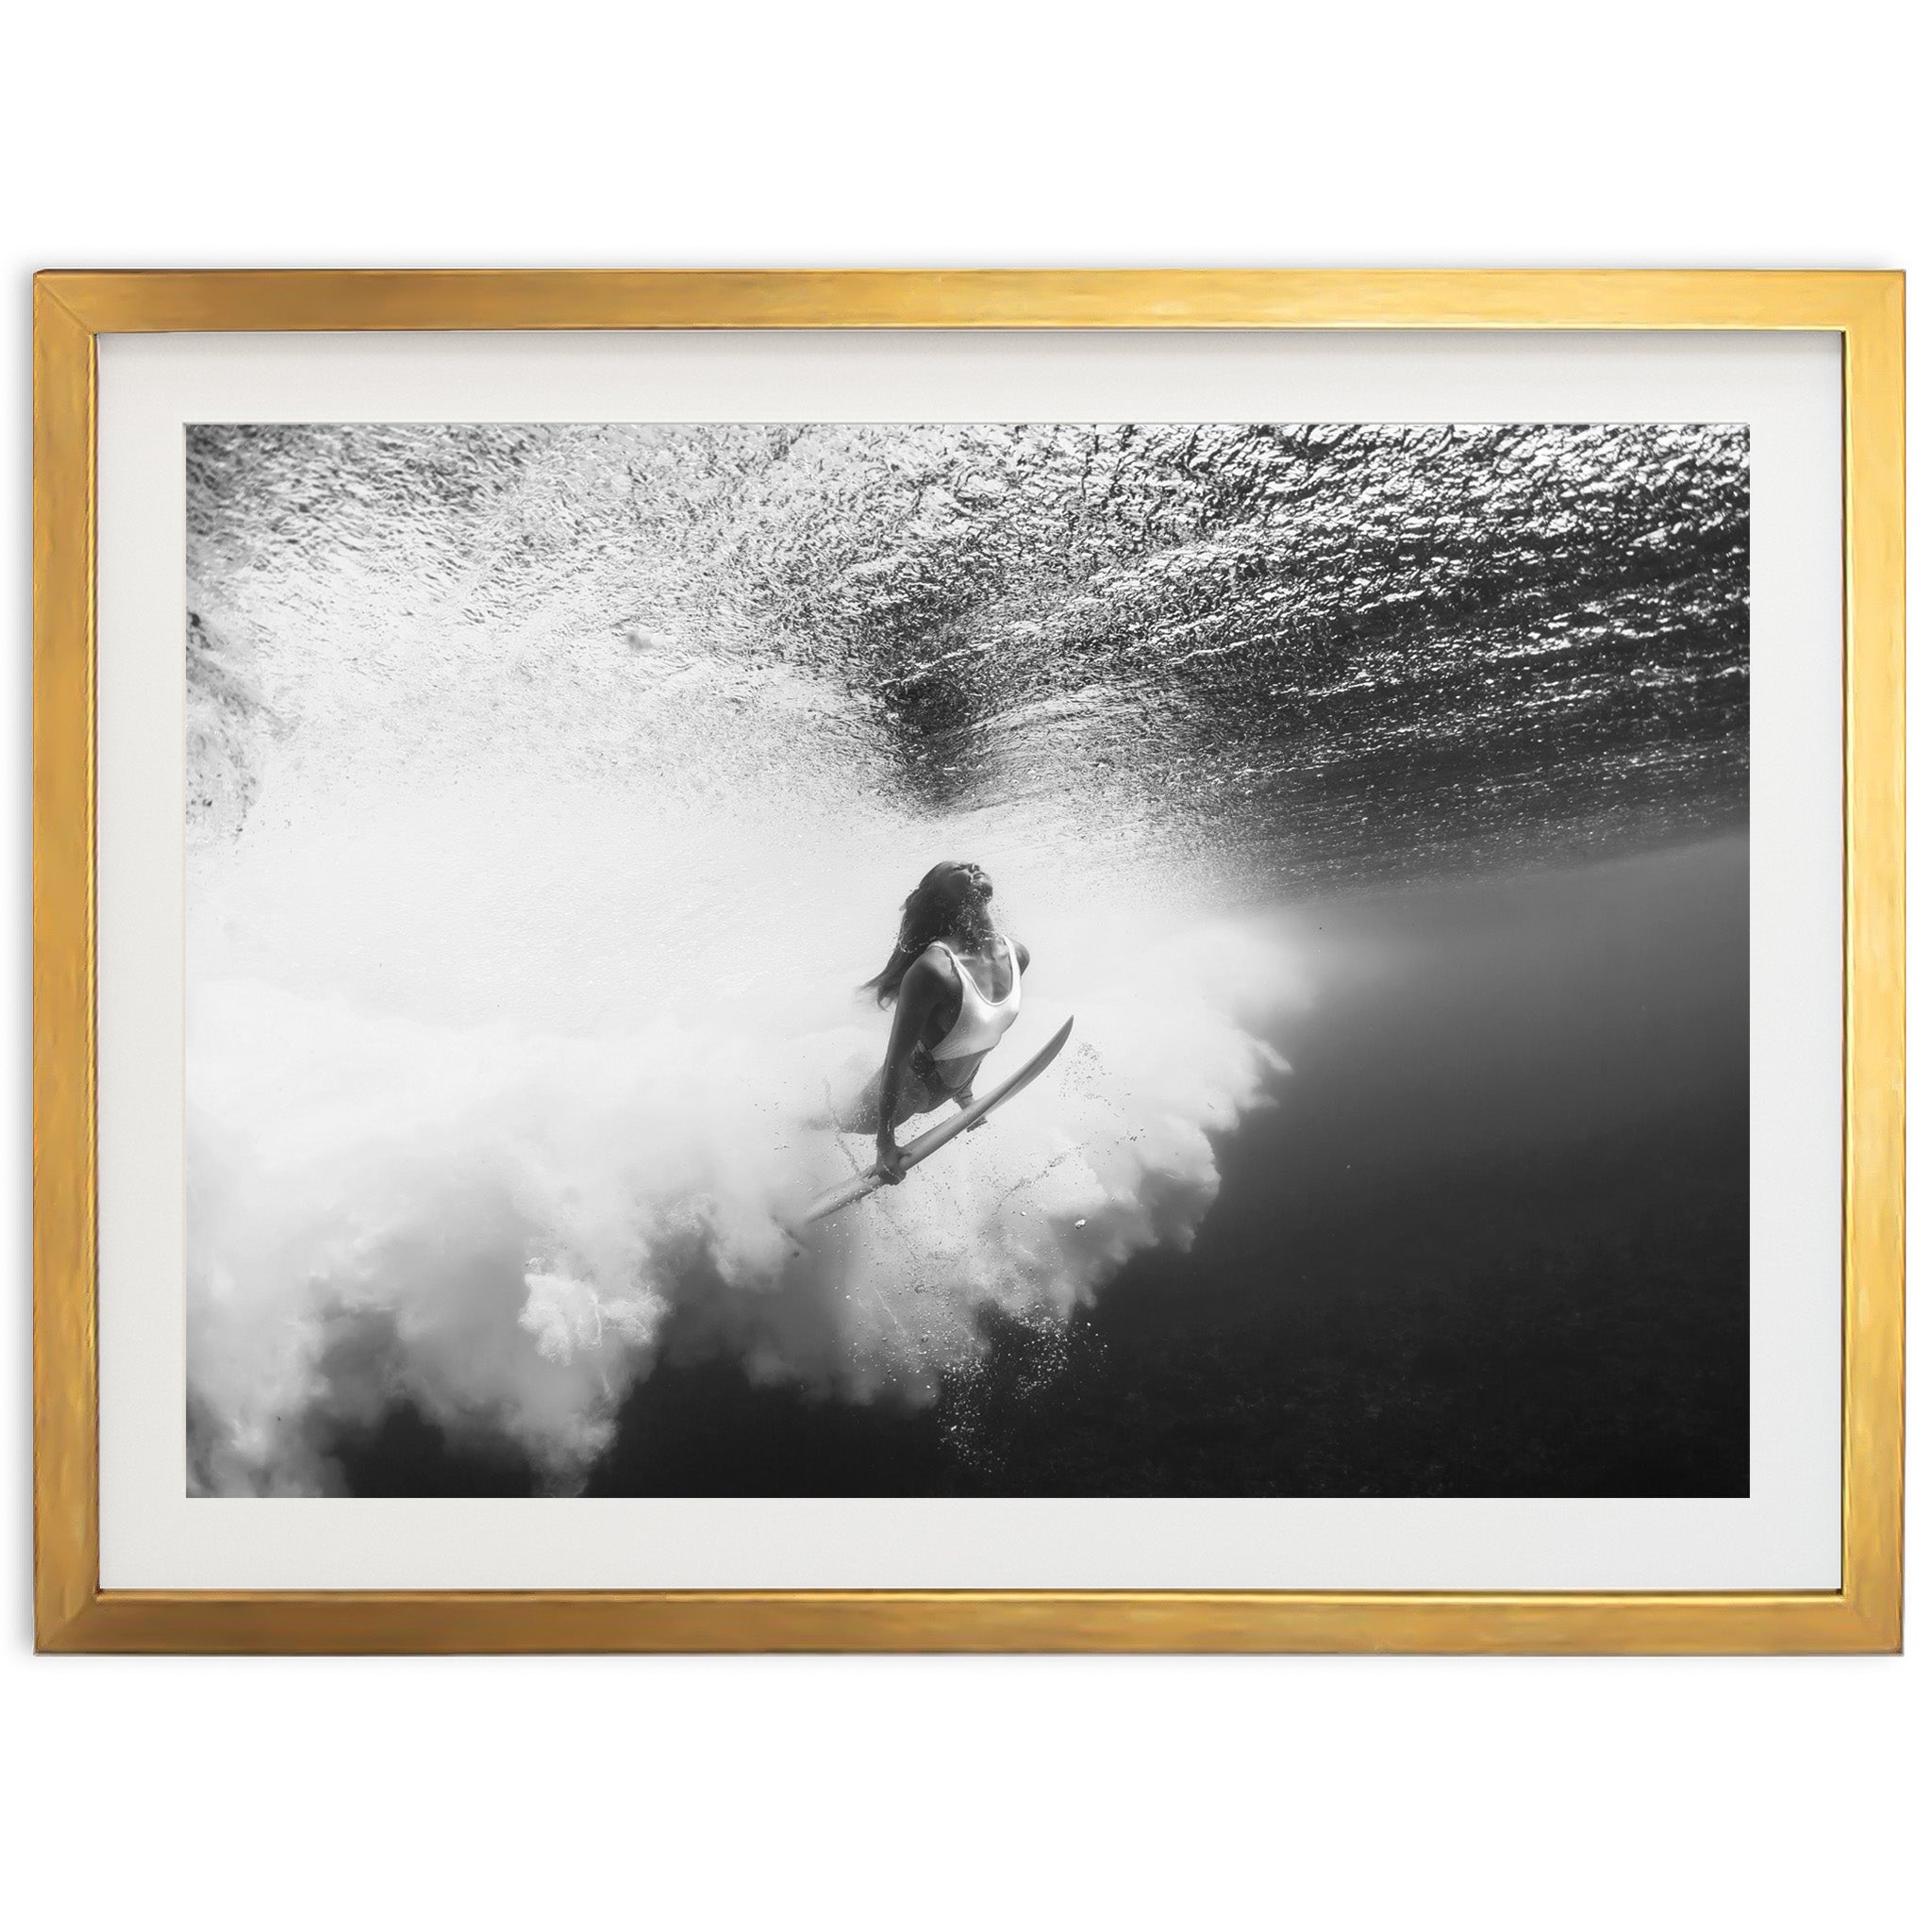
33,270 -> 1904,1654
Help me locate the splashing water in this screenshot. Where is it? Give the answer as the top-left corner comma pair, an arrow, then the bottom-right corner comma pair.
188,880 -> 1298,1493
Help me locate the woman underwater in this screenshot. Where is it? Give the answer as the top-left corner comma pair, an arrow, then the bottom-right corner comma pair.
847,861 -> 1031,1183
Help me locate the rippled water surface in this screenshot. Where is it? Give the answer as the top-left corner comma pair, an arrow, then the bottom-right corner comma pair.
191,422 -> 1745,887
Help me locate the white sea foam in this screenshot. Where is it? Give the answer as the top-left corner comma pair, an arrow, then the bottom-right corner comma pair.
188,903 -> 1297,1493
185,427 -> 1309,1492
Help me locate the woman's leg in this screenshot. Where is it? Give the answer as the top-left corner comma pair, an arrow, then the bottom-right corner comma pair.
831,1061 -> 932,1134
828,1052 -> 952,1136
833,1065 -> 885,1135
888,1055 -> 940,1129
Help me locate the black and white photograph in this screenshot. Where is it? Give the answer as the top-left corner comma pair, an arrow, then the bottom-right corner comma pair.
185,418 -> 1749,1501
12,5 -> 1925,1919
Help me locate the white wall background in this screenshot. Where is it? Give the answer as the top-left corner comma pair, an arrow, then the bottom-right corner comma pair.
4,4 -> 1921,1924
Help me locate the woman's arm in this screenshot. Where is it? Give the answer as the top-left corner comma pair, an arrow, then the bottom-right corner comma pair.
874,952 -> 949,1181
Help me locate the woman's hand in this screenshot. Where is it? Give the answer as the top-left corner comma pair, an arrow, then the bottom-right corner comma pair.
874,1133 -> 908,1184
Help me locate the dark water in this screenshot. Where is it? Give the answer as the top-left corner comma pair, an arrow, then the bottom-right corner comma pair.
337,834 -> 1748,1499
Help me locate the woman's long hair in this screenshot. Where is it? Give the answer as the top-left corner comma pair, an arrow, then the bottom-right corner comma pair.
862,863 -> 987,1007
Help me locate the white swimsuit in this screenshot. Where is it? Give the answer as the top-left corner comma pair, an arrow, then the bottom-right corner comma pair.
929,936 -> 1022,1060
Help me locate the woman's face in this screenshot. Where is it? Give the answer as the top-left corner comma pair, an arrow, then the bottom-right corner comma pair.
935,860 -> 992,907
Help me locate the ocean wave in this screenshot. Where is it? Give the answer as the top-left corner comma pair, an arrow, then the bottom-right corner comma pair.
187,910 -> 1298,1494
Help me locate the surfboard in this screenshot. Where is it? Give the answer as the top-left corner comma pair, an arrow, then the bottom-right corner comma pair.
800,1015 -> 1075,1225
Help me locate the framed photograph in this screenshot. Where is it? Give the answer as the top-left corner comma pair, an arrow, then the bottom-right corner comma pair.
33,271 -> 1902,1653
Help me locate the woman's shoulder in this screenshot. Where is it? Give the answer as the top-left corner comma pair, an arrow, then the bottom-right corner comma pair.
907,943 -> 958,988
